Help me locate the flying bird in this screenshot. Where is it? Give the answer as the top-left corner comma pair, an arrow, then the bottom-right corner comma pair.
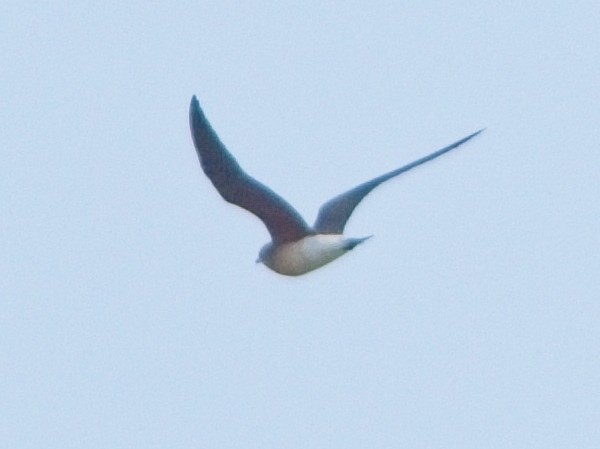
189,95 -> 483,276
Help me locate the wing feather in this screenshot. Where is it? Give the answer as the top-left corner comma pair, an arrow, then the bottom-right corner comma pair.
189,96 -> 313,243
314,129 -> 484,234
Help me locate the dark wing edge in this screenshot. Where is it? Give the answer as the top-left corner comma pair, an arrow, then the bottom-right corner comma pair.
313,129 -> 485,234
189,96 -> 313,243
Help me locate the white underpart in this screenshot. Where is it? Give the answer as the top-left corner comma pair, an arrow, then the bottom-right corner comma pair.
266,234 -> 351,276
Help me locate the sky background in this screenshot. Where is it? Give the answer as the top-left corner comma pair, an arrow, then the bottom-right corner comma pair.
2,1 -> 599,448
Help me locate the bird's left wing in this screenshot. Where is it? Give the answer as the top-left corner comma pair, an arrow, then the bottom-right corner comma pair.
313,129 -> 484,234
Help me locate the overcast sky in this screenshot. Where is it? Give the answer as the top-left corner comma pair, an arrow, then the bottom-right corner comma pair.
2,1 -> 599,448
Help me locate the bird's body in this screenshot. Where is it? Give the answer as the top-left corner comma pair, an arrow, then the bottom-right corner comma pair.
258,234 -> 372,276
189,95 -> 483,276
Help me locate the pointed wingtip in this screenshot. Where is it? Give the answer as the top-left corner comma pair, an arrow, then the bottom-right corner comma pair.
189,95 -> 205,127
190,95 -> 199,110
452,127 -> 486,148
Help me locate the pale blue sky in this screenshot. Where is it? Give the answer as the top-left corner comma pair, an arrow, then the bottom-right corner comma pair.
2,1 -> 599,448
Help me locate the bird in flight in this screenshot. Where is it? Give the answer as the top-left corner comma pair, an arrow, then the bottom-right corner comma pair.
189,95 -> 483,276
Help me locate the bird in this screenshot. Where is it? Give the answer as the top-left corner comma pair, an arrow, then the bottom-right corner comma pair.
189,95 -> 483,276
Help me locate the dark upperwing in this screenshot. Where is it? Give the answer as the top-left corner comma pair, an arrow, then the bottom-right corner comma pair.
313,129 -> 485,234
189,96 -> 313,244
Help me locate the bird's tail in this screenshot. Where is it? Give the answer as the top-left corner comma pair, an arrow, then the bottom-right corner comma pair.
345,235 -> 373,250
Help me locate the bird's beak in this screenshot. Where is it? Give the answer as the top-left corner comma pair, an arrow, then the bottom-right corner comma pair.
255,257 -> 262,264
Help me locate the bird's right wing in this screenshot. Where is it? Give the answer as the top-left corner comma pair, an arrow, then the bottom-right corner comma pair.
313,129 -> 484,234
189,96 -> 313,244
